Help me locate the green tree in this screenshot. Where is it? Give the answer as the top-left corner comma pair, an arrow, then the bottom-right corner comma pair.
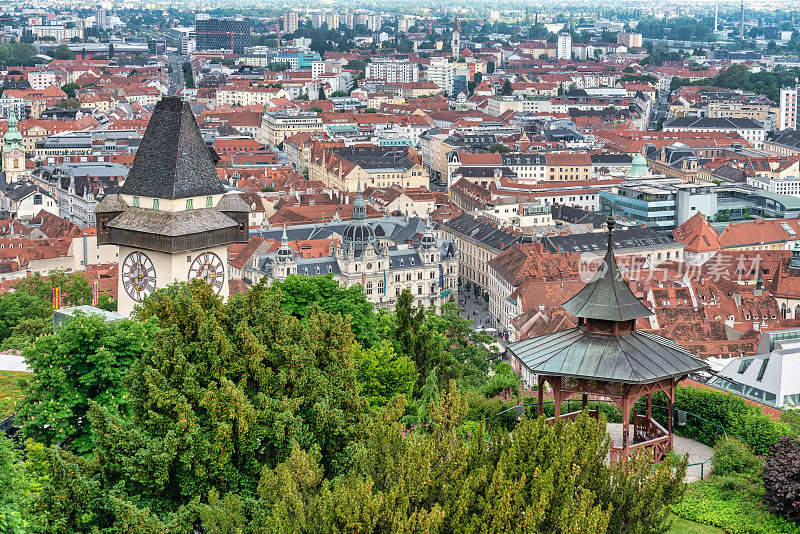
30,280 -> 371,530
250,390 -> 687,534
0,291 -> 51,344
16,313 -> 156,454
13,271 -> 92,307
49,44 -> 73,60
501,78 -> 513,95
60,82 -> 80,98
107,43 -> 114,59
182,61 -> 195,89
55,98 -> 81,109
353,340 -> 417,407
271,274 -> 378,346
489,143 -> 511,153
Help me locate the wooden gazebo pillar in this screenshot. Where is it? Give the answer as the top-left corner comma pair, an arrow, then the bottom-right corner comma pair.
537,375 -> 544,417
620,386 -> 631,458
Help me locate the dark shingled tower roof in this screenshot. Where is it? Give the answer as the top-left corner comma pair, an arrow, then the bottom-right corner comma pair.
561,218 -> 653,322
119,97 -> 227,200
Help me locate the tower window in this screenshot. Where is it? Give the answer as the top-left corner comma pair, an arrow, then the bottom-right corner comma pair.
132,196 -> 140,207
206,196 -> 213,207
186,199 -> 194,210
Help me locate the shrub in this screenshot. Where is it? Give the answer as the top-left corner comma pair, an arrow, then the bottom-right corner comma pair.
738,412 -> 790,455
762,436 -> 800,522
713,438 -> 762,476
674,474 -> 800,534
465,389 -> 518,432
650,386 -> 789,453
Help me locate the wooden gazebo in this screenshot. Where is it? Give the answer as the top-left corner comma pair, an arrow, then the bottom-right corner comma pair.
508,218 -> 709,462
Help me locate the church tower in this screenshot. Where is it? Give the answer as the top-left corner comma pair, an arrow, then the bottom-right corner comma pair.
95,98 -> 249,316
3,110 -> 25,183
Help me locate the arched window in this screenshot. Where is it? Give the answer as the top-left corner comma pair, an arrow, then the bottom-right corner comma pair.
377,280 -> 384,294
782,303 -> 788,319
365,282 -> 373,295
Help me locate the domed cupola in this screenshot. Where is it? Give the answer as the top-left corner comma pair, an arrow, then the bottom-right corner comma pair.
420,217 -> 436,248
275,224 -> 295,263
341,181 -> 377,257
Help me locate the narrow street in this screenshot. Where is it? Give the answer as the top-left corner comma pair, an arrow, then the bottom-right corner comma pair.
167,54 -> 186,96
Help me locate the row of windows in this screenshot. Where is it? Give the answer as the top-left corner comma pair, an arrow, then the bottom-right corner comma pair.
131,196 -> 214,210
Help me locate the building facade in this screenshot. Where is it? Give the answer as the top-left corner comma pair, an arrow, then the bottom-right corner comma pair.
248,190 -> 458,311
196,18 -> 251,53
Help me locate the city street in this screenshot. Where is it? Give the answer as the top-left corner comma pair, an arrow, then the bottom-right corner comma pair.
454,287 -> 504,332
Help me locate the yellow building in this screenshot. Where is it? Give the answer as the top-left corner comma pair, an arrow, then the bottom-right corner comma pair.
310,145 -> 429,191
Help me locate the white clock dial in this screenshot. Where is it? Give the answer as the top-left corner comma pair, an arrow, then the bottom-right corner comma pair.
121,251 -> 157,301
188,251 -> 225,294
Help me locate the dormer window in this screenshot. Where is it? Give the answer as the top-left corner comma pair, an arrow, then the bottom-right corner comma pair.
132,196 -> 140,207
186,199 -> 194,210
206,196 -> 213,207
152,199 -> 159,210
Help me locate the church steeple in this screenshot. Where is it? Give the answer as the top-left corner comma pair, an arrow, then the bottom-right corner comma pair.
352,180 -> 366,220
3,109 -> 23,152
276,223 -> 295,263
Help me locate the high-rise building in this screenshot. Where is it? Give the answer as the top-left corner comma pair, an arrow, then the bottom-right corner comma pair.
325,12 -> 340,30
557,32 -> 572,60
779,87 -> 798,131
365,59 -> 419,83
283,11 -> 299,34
96,8 -> 109,30
616,32 -> 642,48
195,17 -> 250,53
341,13 -> 355,29
427,58 -> 454,94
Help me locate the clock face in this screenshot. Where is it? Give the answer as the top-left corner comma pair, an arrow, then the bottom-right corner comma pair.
121,251 -> 157,302
189,251 -> 225,294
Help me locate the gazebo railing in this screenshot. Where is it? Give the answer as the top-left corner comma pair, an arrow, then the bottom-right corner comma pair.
610,415 -> 672,464
546,407 -> 600,423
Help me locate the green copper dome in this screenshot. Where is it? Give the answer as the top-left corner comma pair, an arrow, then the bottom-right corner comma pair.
630,153 -> 648,177
3,110 -> 23,152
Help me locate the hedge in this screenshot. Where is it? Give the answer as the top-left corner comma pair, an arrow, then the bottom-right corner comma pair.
647,386 -> 790,455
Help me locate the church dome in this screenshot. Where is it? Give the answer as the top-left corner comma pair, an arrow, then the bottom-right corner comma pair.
341,182 -> 377,257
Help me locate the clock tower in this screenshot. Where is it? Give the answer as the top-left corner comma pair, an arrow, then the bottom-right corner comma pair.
95,97 -> 249,316
3,110 -> 25,183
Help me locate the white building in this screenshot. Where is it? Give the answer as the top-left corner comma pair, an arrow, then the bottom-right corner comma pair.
779,86 -> 798,131
248,195 -> 458,312
365,60 -> 419,84
3,182 -> 58,221
452,30 -> 461,60
710,328 -> 800,409
557,32 -> 572,60
747,175 -> 800,197
283,11 -> 299,34
662,117 -> 766,147
27,71 -> 60,91
426,59 -> 454,94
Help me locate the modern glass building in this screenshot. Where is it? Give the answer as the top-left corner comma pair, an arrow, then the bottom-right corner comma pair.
196,18 -> 251,53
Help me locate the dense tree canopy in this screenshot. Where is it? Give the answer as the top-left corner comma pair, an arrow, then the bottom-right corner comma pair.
0,279 -> 691,532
